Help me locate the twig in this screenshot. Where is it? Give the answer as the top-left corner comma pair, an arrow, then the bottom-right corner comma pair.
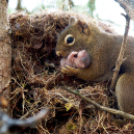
110,14 -> 130,91
0,108 -> 49,133
114,0 -> 134,22
0,80 -> 11,94
63,86 -> 134,121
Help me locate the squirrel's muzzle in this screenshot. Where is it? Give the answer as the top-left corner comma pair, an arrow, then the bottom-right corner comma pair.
56,51 -> 62,56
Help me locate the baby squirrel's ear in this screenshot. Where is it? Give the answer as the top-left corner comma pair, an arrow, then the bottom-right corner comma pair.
69,17 -> 77,25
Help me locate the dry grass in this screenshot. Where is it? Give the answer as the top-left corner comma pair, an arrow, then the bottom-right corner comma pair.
6,10 -> 134,133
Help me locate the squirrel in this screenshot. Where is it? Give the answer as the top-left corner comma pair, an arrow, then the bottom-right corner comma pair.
56,17 -> 134,115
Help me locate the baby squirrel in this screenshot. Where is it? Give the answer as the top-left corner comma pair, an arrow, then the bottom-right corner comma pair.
60,50 -> 90,69
56,17 -> 134,115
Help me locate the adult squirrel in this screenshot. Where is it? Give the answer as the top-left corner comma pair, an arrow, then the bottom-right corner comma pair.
56,17 -> 134,114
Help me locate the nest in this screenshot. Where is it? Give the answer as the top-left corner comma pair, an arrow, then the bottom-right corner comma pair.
7,10 -> 134,133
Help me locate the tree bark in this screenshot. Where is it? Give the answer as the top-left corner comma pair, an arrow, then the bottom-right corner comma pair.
114,0 -> 134,21
16,0 -> 22,10
0,0 -> 11,105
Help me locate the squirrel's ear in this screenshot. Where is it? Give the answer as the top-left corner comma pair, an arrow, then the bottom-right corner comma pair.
83,23 -> 89,34
69,17 -> 77,25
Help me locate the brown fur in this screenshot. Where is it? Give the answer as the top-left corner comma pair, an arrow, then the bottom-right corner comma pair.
56,18 -> 134,114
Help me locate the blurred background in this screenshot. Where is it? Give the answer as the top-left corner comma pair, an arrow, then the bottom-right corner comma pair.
8,0 -> 134,35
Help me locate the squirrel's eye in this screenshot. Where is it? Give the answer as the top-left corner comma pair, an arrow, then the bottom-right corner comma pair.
65,34 -> 75,46
67,37 -> 74,44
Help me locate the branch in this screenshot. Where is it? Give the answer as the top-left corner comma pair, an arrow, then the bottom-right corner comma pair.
63,87 -> 134,121
114,0 -> 134,22
110,14 -> 130,91
0,108 -> 49,133
16,0 -> 22,10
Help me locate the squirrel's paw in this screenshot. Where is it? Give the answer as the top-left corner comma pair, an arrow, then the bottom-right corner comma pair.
61,65 -> 78,76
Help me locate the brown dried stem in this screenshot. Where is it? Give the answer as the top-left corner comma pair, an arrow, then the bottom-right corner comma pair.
110,14 -> 130,91
63,86 -> 134,121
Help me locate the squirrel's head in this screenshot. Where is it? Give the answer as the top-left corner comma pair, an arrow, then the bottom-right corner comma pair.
56,17 -> 100,57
